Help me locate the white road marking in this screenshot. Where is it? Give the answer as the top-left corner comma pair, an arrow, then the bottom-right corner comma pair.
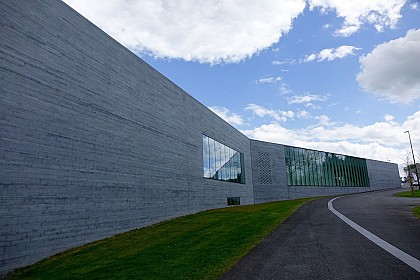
328,196 -> 420,273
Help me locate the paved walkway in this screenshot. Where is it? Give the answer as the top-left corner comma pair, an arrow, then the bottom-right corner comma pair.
221,189 -> 420,279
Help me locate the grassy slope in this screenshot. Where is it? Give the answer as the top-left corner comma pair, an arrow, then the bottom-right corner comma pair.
394,190 -> 420,198
7,198 -> 314,280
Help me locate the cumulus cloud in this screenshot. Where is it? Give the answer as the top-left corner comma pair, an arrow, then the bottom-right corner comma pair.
64,0 -> 306,64
314,115 -> 335,126
241,122 -> 306,144
245,104 -> 335,125
241,110 -> 420,172
304,53 -> 317,62
304,45 -> 361,62
288,94 -> 328,104
208,106 -> 244,126
297,110 -> 311,119
245,104 -> 294,122
309,0 -> 407,36
384,114 -> 395,123
356,29 -> 420,103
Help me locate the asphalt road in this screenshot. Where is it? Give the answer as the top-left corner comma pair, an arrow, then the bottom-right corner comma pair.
221,188 -> 420,279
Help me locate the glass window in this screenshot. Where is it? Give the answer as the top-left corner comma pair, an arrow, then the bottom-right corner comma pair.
228,148 -> 234,181
203,135 -> 210,178
284,146 -> 369,187
297,148 -> 303,185
325,153 -> 333,186
202,134 -> 245,184
311,151 -> 315,185
208,137 -> 215,179
240,153 -> 245,183
227,197 -> 240,205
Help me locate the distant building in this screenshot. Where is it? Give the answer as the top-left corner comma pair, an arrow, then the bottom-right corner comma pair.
0,0 -> 400,275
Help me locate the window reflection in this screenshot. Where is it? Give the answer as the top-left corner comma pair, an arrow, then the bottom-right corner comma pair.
284,146 -> 369,187
202,134 -> 245,184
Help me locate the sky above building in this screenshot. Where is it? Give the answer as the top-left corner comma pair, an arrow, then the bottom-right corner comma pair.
64,0 -> 420,174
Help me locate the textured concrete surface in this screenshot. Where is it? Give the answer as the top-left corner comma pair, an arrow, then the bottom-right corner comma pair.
251,140 -> 400,203
0,0 -> 400,276
222,189 -> 420,279
0,0 -> 253,274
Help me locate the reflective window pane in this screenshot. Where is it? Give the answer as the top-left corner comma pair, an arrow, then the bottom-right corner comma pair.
202,134 -> 245,184
203,135 -> 210,178
284,146 -> 369,187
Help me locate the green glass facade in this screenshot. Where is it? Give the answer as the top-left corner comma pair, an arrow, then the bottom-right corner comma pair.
203,134 -> 245,184
284,146 -> 369,187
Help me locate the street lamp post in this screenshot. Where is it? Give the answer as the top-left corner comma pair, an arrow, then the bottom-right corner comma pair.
404,130 -> 419,190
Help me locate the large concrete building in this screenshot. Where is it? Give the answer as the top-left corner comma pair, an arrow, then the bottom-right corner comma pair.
0,0 -> 400,275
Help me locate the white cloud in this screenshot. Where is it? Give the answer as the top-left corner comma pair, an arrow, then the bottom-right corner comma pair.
241,110 -> 420,174
64,0 -> 306,64
304,53 -> 317,62
323,23 -> 332,29
208,106 -> 244,126
384,114 -> 395,122
314,115 -> 335,126
410,3 -> 419,10
256,76 -> 283,84
245,104 -> 294,122
279,83 -> 292,95
327,102 -> 340,107
241,122 -> 306,144
272,58 -> 297,65
305,103 -> 321,109
272,61 -> 285,65
282,110 -> 295,119
356,29 -> 420,103
304,45 -> 360,62
288,94 -> 328,104
309,0 -> 407,36
297,110 -> 311,119
246,104 -> 278,119
242,123 -> 403,163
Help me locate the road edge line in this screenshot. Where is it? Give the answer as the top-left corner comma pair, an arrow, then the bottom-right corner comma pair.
328,196 -> 420,273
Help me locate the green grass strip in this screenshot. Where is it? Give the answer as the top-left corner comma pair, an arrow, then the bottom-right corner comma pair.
413,206 -> 420,219
6,198 -> 315,280
394,190 -> 420,197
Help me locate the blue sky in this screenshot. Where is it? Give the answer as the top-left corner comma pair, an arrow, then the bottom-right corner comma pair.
64,0 -> 420,174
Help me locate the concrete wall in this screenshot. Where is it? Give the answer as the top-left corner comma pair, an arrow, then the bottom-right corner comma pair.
0,0 -> 253,274
0,0 -> 400,276
367,159 -> 401,190
251,140 -> 400,204
250,140 -> 289,203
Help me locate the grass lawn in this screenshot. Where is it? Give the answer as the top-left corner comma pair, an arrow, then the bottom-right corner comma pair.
394,189 -> 420,197
6,197 -> 315,280
394,190 -> 420,219
413,207 -> 420,219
